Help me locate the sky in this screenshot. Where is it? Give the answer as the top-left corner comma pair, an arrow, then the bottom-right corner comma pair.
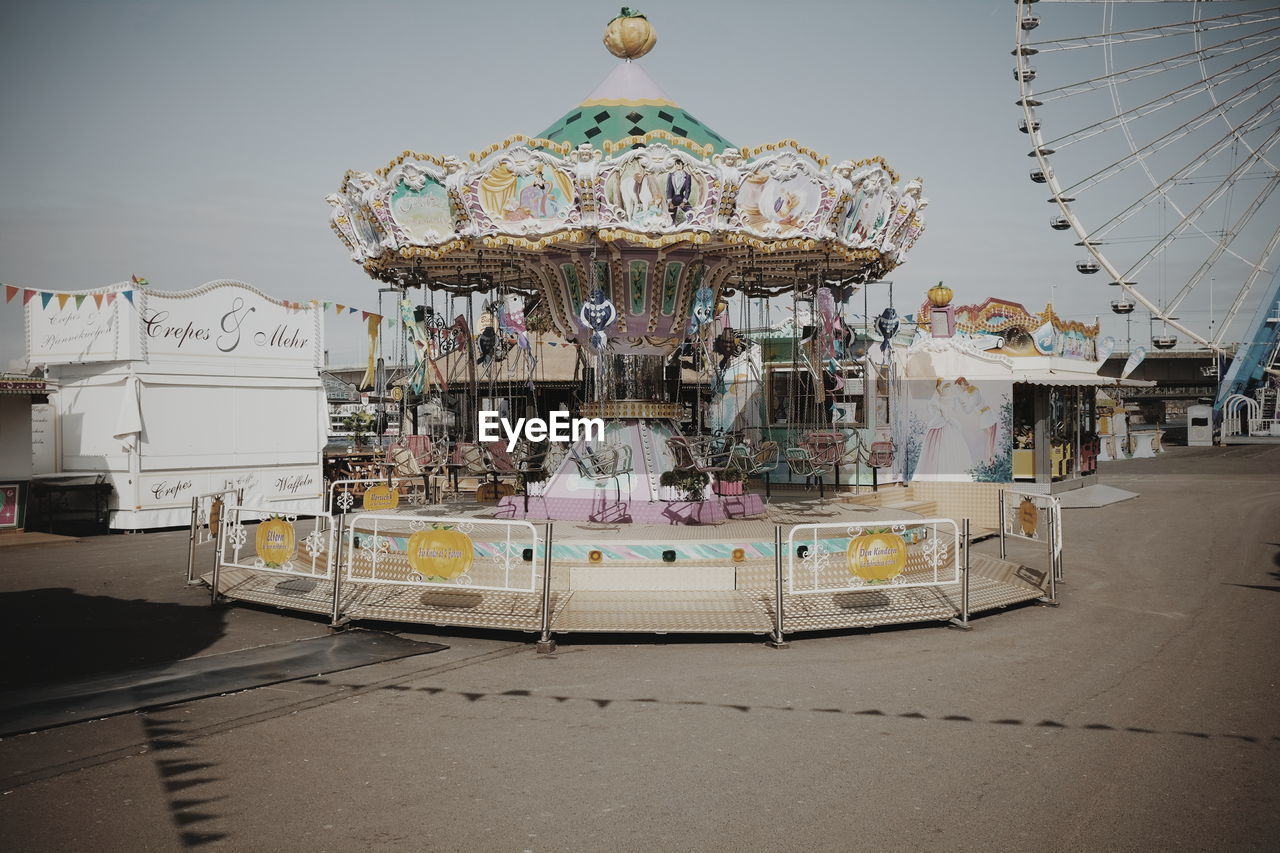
2,0 -> 1275,370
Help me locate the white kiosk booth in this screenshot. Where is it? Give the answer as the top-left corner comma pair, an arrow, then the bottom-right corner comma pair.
26,279 -> 326,529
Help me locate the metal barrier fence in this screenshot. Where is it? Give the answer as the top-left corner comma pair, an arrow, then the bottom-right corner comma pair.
786,517 -> 962,594
341,514 -> 539,592
208,505 -> 556,638
325,476 -> 430,518
202,507 -> 1049,646
771,517 -> 971,645
186,488 -> 242,584
337,514 -> 553,637
998,489 -> 1062,603
211,504 -> 337,605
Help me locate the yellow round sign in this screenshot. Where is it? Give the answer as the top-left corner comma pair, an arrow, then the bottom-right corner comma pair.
407,528 -> 474,579
390,387 -> 404,402
846,532 -> 908,582
1018,498 -> 1038,538
256,517 -> 296,568
362,484 -> 401,511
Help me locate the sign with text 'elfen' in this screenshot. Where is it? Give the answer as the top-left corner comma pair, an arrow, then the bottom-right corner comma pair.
27,280 -> 321,368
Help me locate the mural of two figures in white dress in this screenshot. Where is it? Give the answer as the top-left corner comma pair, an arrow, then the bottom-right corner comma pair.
909,378 -> 1011,481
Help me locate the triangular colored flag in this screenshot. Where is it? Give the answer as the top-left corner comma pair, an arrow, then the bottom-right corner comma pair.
93,293 -> 104,309
105,292 -> 117,306
4,285 -> 16,303
348,306 -> 358,314
123,290 -> 134,304
323,301 -> 332,310
56,293 -> 71,309
361,311 -> 370,321
335,304 -> 345,314
131,274 -> 148,286
23,289 -> 37,306
40,292 -> 54,309
74,294 -> 87,309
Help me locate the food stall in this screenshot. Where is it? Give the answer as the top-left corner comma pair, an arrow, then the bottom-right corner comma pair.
26,279 -> 326,529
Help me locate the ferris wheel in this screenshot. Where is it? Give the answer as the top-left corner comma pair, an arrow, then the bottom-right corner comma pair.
1014,0 -> 1280,352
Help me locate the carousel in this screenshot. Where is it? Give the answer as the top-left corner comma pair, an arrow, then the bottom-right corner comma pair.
203,11 -> 1055,642
325,10 -> 924,524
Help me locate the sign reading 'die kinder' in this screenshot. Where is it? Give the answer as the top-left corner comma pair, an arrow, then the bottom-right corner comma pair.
846,530 -> 908,583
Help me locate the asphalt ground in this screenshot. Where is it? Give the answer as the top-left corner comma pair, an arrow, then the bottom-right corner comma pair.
0,444 -> 1277,851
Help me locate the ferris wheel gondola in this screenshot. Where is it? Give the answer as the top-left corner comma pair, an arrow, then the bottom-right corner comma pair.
1014,0 -> 1280,353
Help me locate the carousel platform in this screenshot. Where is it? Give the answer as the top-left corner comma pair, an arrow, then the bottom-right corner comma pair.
204,498 -> 1049,638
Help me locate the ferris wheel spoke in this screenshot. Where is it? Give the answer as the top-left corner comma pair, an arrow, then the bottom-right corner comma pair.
1061,81 -> 1280,197
1121,124 -> 1280,280
1165,175 -> 1280,317
1040,51 -> 1280,152
1087,101 -> 1280,250
1213,223 -> 1280,347
1026,6 -> 1280,53
1034,27 -> 1280,103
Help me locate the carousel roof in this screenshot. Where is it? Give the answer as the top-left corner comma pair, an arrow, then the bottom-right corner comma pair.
535,61 -> 734,153
325,9 -> 928,353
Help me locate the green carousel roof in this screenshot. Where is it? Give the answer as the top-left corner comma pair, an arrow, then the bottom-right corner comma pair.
534,61 -> 734,153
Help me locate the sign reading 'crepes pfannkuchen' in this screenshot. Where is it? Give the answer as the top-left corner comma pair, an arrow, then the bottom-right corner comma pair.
846,531 -> 908,582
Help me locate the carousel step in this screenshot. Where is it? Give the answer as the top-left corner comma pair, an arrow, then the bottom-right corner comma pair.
551,590 -> 772,634
568,563 -> 737,591
875,499 -> 937,517
841,486 -> 915,508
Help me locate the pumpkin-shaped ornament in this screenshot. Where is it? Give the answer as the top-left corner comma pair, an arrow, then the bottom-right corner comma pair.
256,515 -> 296,568
604,8 -> 656,60
927,281 -> 953,307
846,530 -> 908,583
407,526 -> 474,581
362,483 -> 401,512
1018,498 -> 1039,538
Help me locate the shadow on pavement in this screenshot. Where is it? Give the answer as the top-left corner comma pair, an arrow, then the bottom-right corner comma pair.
0,587 -> 227,689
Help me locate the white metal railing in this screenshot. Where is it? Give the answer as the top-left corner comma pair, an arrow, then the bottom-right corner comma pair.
325,476 -> 429,518
998,489 -> 1062,601
768,518 -> 970,646
213,504 -> 337,596
341,513 -> 541,594
785,517 -> 961,595
1223,392 -> 1279,438
187,488 -> 242,584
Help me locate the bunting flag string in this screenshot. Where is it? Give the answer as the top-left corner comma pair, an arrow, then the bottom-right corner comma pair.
1,279 -> 388,325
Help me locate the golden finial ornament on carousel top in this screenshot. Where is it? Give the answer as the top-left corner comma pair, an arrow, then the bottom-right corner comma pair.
604,7 -> 657,60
